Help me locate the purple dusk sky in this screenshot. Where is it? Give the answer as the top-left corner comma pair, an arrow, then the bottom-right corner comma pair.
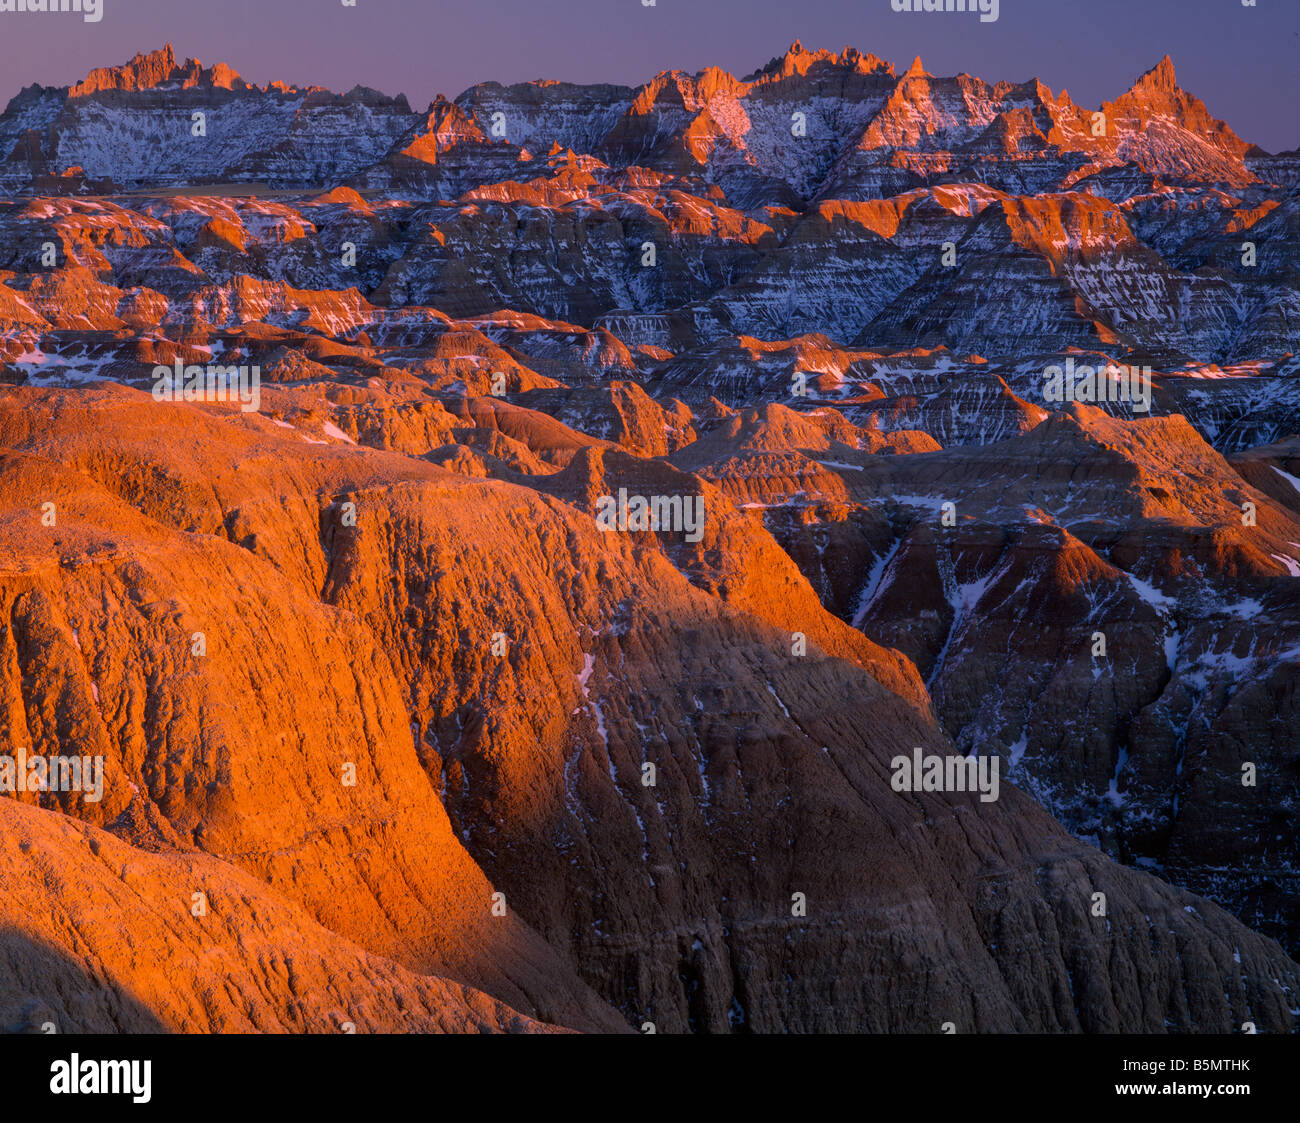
0,0 -> 1296,153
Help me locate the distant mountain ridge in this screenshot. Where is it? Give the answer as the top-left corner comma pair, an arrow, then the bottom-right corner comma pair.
0,41 -> 1282,199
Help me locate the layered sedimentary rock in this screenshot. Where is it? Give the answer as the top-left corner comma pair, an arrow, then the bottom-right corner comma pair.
1,41 -> 1298,1033
705,405 -> 1300,954
0,799 -> 561,1034
0,387 -> 1296,1034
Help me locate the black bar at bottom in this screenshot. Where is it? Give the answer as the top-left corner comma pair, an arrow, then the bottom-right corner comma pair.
2,1031 -> 1292,1110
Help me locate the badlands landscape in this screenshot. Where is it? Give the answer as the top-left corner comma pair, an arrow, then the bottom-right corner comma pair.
0,41 -> 1297,1034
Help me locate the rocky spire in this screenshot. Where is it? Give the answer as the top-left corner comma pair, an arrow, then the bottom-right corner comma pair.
1133,54 -> 1177,93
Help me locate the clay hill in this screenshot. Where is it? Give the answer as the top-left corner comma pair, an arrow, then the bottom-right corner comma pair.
0,42 -> 1297,1034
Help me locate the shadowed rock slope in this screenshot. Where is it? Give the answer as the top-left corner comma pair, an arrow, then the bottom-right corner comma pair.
1,385 -> 1297,1033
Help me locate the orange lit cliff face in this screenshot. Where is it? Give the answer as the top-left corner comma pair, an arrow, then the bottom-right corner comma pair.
0,41 -> 1299,1035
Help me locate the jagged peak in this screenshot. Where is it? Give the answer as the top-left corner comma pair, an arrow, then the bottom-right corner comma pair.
1026,76 -> 1058,103
902,55 -> 930,79
1133,54 -> 1178,94
69,43 -> 180,96
743,41 -> 894,83
426,97 -> 482,136
66,43 -> 246,97
148,42 -> 178,68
